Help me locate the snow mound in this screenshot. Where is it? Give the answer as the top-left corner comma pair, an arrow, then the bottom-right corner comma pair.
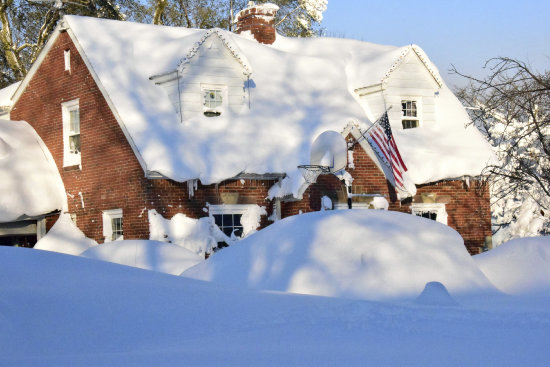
34,213 -> 97,255
183,210 -> 497,301
81,240 -> 204,275
416,281 -> 458,306
474,237 -> 550,295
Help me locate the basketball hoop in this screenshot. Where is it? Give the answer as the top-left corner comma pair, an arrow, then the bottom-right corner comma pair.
298,164 -> 330,184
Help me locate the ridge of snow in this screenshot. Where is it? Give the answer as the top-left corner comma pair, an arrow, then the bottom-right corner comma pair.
184,210 -> 498,301
178,28 -> 252,76
81,239 -> 203,275
34,213 -> 97,255
0,81 -> 21,107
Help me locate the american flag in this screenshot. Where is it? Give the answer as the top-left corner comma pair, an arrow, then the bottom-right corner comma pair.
367,111 -> 408,190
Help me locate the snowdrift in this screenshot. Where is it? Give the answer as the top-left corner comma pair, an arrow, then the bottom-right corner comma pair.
183,210 -> 497,301
474,237 -> 550,295
81,240 -> 203,275
34,213 -> 97,255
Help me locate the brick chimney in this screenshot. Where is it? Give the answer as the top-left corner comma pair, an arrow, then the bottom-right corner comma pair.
235,1 -> 279,45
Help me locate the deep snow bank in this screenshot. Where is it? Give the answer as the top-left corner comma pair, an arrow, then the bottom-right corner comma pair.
183,210 -> 496,301
474,237 -> 550,295
81,240 -> 203,275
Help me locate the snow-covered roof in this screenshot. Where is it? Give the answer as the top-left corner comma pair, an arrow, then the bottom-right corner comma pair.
24,16 -> 494,189
0,120 -> 66,222
0,82 -> 20,116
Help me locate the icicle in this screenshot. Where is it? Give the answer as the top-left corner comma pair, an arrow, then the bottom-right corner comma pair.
78,192 -> 85,209
187,179 -> 198,199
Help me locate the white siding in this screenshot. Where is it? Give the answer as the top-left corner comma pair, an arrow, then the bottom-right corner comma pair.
356,51 -> 441,130
384,51 -> 440,130
162,35 -> 248,118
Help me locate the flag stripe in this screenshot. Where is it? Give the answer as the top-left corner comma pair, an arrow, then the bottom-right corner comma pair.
366,111 -> 408,191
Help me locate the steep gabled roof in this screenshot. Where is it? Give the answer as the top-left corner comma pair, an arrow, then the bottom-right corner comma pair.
381,45 -> 444,88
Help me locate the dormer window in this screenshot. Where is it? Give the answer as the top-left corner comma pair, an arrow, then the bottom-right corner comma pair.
401,99 -> 421,129
202,85 -> 225,117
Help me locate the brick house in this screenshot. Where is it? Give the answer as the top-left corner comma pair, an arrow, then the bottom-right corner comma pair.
9,2 -> 495,254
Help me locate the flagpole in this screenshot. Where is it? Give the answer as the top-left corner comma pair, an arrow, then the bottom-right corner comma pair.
353,105 -> 392,146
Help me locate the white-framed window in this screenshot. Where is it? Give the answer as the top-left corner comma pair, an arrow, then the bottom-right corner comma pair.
208,204 -> 259,239
102,209 -> 123,242
411,203 -> 448,225
61,99 -> 81,167
201,84 -> 226,117
401,98 -> 421,129
64,50 -> 71,72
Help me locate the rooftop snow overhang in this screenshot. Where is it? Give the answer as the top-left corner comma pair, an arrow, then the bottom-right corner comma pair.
178,28 -> 253,77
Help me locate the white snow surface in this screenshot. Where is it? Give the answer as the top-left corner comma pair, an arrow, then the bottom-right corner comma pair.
0,81 -> 20,107
183,210 -> 497,301
34,213 -> 97,255
2,242 -> 550,365
61,16 -> 494,191
0,120 -> 65,222
148,209 -> 227,256
474,237 -> 550,295
81,239 -> 203,275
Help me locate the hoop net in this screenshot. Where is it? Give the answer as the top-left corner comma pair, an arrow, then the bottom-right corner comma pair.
298,165 -> 330,184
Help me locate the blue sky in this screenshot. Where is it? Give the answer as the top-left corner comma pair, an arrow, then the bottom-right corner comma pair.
321,0 -> 549,88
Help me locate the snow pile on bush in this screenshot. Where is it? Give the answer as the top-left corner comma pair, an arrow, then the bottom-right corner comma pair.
148,209 -> 227,256
474,237 -> 550,295
81,240 -> 203,275
34,213 -> 97,255
183,210 -> 497,301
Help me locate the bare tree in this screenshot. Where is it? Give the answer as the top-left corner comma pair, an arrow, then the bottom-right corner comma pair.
0,0 -> 126,87
454,58 -> 550,241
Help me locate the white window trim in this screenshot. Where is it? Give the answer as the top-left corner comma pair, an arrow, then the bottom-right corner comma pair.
64,50 -> 71,72
61,99 -> 81,167
201,84 -> 227,115
401,97 -> 422,129
411,203 -> 448,225
102,208 -> 123,242
334,202 -> 371,210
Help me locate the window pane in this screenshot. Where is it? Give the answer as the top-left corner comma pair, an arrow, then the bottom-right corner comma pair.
70,110 -> 80,133
401,100 -> 417,117
111,217 -> 123,241
222,214 -> 233,227
69,135 -> 80,154
213,214 -> 223,226
402,120 -> 418,129
203,89 -> 222,108
233,214 -> 242,227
